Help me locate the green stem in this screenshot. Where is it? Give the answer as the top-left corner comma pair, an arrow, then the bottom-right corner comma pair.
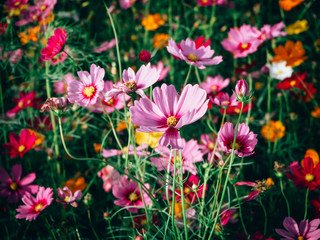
259,198 -> 267,236
103,1 -> 122,81
195,67 -> 202,85
279,177 -> 290,217
183,65 -> 192,87
267,76 -> 271,154
245,60 -> 252,126
234,186 -> 248,237
304,188 -> 309,220
179,150 -> 189,240
208,101 -> 244,239
171,149 -> 178,240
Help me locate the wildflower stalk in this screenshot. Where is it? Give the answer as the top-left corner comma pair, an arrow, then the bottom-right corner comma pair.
259,198 -> 267,236
103,1 -> 122,81
245,57 -> 252,126
183,65 -> 192,86
199,107 -> 227,232
279,177 -> 290,217
45,217 -> 58,240
208,100 -> 244,239
0,74 -> 7,144
234,186 -> 248,237
171,149 -> 178,239
195,67 -> 202,85
304,188 -> 309,220
179,149 -> 189,240
267,75 -> 272,154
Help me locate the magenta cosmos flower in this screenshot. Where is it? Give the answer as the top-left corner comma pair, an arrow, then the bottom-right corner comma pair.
259,22 -> 287,41
151,139 -> 203,175
97,165 -> 120,192
5,0 -> 28,10
104,63 -> 160,101
130,84 -> 209,149
276,217 -> 320,240
53,72 -> 76,95
56,186 -> 82,208
218,122 -> 257,157
67,64 -> 105,107
0,164 -> 38,203
167,36 -> 223,69
112,176 -> 151,213
212,92 -> 239,107
221,24 -> 261,58
16,186 -> 53,221
86,81 -> 130,113
199,134 -> 222,163
201,75 -> 230,95
3,129 -> 36,158
41,28 -> 67,61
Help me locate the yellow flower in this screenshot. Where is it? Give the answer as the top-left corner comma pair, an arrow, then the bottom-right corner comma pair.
266,178 -> 275,187
287,20 -> 308,35
311,106 -> 320,118
272,40 -> 307,67
261,120 -> 285,142
153,33 -> 170,49
142,13 -> 165,31
27,129 -> 45,148
135,131 -> 164,148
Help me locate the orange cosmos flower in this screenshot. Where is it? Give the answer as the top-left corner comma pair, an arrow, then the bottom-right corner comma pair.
302,149 -> 319,167
279,0 -> 304,11
142,13 -> 165,31
311,106 -> 320,118
65,172 -> 88,193
153,33 -> 170,49
272,40 -> 307,67
261,120 -> 285,142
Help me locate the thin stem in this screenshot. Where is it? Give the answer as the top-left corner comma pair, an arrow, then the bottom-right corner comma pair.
183,65 -> 192,87
234,186 -> 248,237
103,1 -> 122,81
279,177 -> 291,217
304,188 -> 309,220
0,73 -> 7,145
259,198 -> 267,236
194,67 -> 202,85
171,149 -> 178,240
267,76 -> 271,154
179,150 -> 189,240
208,101 -> 244,239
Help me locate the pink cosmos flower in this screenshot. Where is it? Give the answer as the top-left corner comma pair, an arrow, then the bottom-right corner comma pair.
275,217 -> 320,240
86,81 -> 130,113
67,64 -> 105,107
197,0 -> 227,6
50,45 -> 69,65
119,0 -> 136,9
34,0 -> 57,19
201,75 -> 230,95
104,63 -> 160,101
221,24 -> 261,58
6,49 -> 23,65
112,176 -> 151,213
0,164 -> 38,203
15,6 -> 40,26
167,37 -> 223,69
218,122 -> 258,157
150,139 -> 203,175
6,91 -> 41,118
152,61 -> 171,81
3,129 -> 36,158
259,22 -> 287,41
97,165 -> 120,192
41,28 -> 67,61
130,84 -> 209,149
212,92 -> 239,107
102,144 -> 150,158
5,0 -> 28,10
40,97 -> 69,113
56,186 -> 82,208
53,72 -> 76,95
16,186 -> 53,221
93,39 -> 117,53
199,134 -> 222,163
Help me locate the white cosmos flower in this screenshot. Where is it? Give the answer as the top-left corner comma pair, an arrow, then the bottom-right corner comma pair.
267,61 -> 293,80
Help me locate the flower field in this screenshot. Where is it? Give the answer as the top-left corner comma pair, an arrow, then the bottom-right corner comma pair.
1,0 -> 320,239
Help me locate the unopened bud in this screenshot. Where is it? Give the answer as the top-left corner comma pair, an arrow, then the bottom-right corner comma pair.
138,50 -> 151,63
40,97 -> 69,113
235,79 -> 249,100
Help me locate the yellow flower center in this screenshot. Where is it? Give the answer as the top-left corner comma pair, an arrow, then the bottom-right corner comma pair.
211,85 -> 218,91
187,53 -> 198,62
222,100 -> 230,105
277,70 -> 283,75
129,192 -> 139,202
305,174 -> 314,182
140,219 -> 147,226
230,142 -> 241,150
14,1 -> 21,6
83,86 -> 96,98
290,80 -> 296,86
124,81 -> 137,91
208,142 -> 214,150
167,116 -> 179,127
34,203 -> 44,212
18,101 -> 24,108
64,196 -> 71,202
240,43 -> 249,50
297,237 -> 305,240
18,145 -> 26,152
10,182 -> 18,191
184,187 -> 191,194
40,5 -> 47,11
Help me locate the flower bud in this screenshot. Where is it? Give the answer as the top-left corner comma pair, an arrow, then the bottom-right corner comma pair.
235,79 -> 249,100
40,97 -> 69,113
138,49 -> 151,63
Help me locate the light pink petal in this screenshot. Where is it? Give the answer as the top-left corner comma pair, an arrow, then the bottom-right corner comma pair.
153,84 -> 178,117
158,128 -> 185,149
19,173 -> 36,186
